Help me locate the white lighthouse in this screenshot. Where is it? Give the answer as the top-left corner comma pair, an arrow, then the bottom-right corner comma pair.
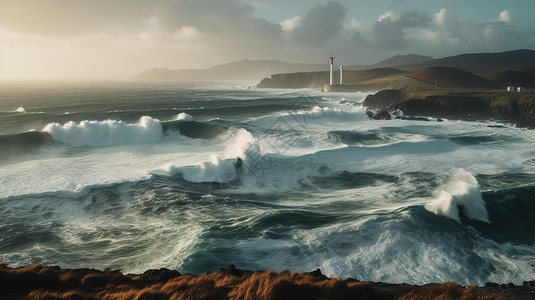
329,54 -> 335,85
339,66 -> 343,85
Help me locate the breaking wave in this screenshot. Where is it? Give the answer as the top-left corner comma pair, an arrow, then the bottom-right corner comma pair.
425,169 -> 489,223
164,128 -> 259,183
43,116 -> 163,147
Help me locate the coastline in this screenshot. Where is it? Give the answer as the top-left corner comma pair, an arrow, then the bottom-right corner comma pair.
362,89 -> 535,128
1,264 -> 534,299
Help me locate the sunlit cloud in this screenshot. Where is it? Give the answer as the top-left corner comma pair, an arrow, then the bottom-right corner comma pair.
280,16 -> 302,31
498,10 -> 514,24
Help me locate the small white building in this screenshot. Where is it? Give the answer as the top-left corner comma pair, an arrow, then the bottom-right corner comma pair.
507,86 -> 515,92
517,87 -> 526,92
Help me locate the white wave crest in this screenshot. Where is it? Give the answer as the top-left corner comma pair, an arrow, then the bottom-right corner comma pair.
176,112 -> 194,121
425,169 -> 489,223
165,155 -> 238,183
164,128 -> 261,183
42,116 -> 163,147
15,107 -> 26,113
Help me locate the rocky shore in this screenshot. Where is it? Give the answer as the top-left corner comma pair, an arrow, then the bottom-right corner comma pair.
1,264 -> 534,299
363,89 -> 535,128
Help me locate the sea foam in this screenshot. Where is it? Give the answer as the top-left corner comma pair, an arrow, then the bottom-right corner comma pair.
164,128 -> 260,183
175,113 -> 194,122
43,116 -> 163,147
425,169 -> 489,223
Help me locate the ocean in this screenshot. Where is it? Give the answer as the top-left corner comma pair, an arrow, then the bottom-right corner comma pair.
0,81 -> 534,286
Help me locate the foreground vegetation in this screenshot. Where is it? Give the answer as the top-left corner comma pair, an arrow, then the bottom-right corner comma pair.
1,264 -> 534,299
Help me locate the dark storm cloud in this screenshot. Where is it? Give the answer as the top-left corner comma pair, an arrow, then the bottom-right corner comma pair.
397,11 -> 432,28
291,1 -> 348,45
481,21 -> 531,51
358,10 -> 432,50
368,17 -> 407,49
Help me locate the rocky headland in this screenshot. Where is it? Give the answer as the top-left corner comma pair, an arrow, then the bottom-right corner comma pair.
363,89 -> 535,128
256,50 -> 535,127
1,264 -> 534,300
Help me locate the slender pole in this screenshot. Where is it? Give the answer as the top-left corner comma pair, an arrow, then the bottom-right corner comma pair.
329,61 -> 333,85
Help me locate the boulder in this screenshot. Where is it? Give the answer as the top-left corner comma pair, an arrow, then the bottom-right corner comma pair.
373,110 -> 392,120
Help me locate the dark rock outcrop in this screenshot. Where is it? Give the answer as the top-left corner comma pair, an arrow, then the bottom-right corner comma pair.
393,96 -> 493,120
363,89 -> 535,127
141,268 -> 181,283
396,116 -> 430,121
372,110 -> 392,120
362,89 -> 408,110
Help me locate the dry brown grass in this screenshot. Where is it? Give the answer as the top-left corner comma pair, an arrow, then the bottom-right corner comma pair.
0,264 -> 530,300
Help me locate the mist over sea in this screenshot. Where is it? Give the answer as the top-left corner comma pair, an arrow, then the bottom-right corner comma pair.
0,81 -> 534,286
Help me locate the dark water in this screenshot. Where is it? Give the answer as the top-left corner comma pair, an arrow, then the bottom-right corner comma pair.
0,81 -> 534,286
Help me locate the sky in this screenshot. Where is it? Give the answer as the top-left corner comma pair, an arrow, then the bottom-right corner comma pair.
0,0 -> 534,79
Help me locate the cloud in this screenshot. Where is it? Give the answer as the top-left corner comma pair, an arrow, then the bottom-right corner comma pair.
354,10 -> 431,50
368,17 -> 406,49
291,1 -> 348,45
378,11 -> 396,22
482,11 -> 528,51
174,26 -> 202,40
1,1 -> 534,79
498,10 -> 514,24
397,11 -> 432,28
280,17 -> 302,31
0,0 -> 153,35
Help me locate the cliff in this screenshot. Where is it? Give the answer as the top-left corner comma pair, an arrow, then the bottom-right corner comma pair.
257,68 -> 406,91
1,264 -> 534,300
363,89 -> 535,127
257,71 -> 329,89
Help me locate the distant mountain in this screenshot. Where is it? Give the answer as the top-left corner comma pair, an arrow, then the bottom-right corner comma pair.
343,54 -> 433,71
132,53 -> 431,81
482,69 -> 535,88
133,49 -> 535,81
132,59 -> 325,81
406,66 -> 498,89
403,49 -> 535,74
370,54 -> 434,69
342,68 -> 406,82
516,66 -> 535,74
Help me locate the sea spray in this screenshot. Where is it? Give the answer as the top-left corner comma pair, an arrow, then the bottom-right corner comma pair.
43,116 -> 163,147
164,128 -> 260,183
3,82 -> 535,286
176,112 -> 194,121
425,169 -> 489,223
223,128 -> 259,161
